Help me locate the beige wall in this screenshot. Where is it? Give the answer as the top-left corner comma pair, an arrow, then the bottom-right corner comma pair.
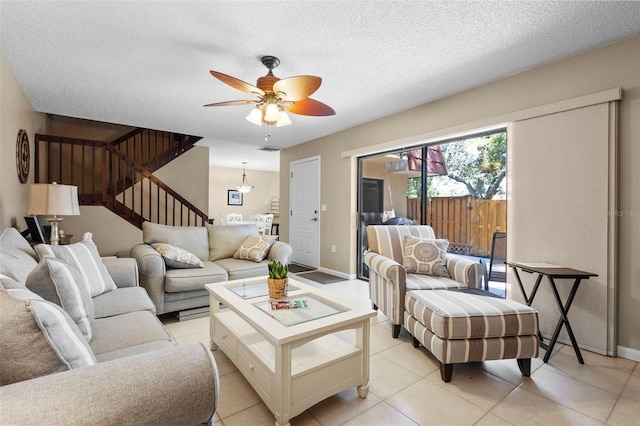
0,67 -> 211,255
154,146 -> 210,215
208,165 -> 279,224
59,146 -> 210,255
280,35 -> 640,355
0,56 -> 48,230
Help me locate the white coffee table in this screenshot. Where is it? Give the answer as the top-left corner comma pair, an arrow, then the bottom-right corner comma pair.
206,276 -> 376,426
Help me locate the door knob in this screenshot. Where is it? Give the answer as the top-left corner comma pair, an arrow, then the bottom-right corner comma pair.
310,217 -> 318,221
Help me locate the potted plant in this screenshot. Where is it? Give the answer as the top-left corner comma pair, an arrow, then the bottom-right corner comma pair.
268,260 -> 288,299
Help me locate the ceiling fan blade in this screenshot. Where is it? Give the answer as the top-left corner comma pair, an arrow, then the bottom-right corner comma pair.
285,98 -> 335,116
273,75 -> 321,101
203,100 -> 257,107
210,70 -> 265,96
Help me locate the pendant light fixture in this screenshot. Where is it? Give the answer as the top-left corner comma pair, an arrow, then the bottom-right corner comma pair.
237,162 -> 253,193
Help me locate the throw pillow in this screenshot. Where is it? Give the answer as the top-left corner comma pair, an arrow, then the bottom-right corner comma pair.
206,223 -> 259,261
151,243 -> 204,269
0,227 -> 39,283
0,288 -> 97,386
402,235 -> 450,277
34,238 -> 116,297
233,235 -> 277,262
0,274 -> 26,289
26,257 -> 95,340
142,222 -> 209,260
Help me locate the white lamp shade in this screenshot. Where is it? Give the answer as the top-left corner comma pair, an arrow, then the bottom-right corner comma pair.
245,107 -> 263,126
27,183 -> 80,216
264,103 -> 280,122
276,110 -> 292,127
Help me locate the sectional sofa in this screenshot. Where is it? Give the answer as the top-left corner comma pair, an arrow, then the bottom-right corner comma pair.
0,227 -> 219,425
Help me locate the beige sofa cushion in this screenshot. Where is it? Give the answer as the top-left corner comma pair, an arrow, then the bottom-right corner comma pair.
165,261 -> 228,292
206,224 -> 258,261
214,258 -> 269,281
142,222 -> 209,260
89,311 -> 173,356
0,287 -> 96,385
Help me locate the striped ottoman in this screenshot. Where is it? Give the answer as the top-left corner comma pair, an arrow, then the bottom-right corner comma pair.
404,289 -> 539,382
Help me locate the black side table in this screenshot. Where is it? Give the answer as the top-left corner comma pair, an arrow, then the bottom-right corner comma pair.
506,262 -> 598,364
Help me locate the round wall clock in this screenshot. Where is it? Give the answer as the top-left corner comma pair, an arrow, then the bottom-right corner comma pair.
16,129 -> 30,184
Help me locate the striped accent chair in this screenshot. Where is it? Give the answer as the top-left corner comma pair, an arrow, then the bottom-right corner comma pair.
404,290 -> 539,382
364,225 -> 484,337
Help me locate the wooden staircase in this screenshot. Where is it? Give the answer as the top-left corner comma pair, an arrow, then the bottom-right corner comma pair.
34,129 -> 211,229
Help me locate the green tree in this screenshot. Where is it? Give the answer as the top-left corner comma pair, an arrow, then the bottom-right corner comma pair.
407,177 -> 440,198
442,132 -> 506,199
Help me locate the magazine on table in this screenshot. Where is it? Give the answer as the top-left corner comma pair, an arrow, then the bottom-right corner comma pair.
270,299 -> 309,310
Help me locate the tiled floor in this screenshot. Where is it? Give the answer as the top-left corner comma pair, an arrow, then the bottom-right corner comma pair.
162,277 -> 640,426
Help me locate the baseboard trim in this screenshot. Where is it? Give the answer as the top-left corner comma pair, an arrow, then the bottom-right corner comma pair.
617,345 -> 640,362
316,267 -> 355,280
177,306 -> 210,321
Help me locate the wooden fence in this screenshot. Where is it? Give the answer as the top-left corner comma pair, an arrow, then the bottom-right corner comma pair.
406,196 -> 506,256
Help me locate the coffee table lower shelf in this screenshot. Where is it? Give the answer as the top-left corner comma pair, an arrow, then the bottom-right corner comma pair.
211,309 -> 370,425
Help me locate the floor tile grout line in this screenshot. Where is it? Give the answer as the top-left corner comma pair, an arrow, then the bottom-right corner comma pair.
514,377 -> 613,424
602,370 -> 636,424
538,361 -> 626,398
216,394 -> 264,421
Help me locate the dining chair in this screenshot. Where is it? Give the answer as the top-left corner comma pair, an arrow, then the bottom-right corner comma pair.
249,214 -> 267,235
226,213 -> 243,223
263,214 -> 274,235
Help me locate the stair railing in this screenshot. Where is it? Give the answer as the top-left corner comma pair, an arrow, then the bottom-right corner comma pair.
34,134 -> 210,228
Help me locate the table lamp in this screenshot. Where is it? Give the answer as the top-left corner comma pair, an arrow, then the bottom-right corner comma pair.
27,182 -> 80,245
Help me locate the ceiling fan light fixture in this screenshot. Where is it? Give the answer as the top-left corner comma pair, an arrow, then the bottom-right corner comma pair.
264,102 -> 280,122
246,107 -> 263,126
207,55 -> 334,128
276,109 -> 292,127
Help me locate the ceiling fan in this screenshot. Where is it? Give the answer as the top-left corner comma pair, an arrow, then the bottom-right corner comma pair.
204,56 -> 335,127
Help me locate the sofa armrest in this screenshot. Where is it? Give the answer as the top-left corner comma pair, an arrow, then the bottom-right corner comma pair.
364,251 -> 407,324
445,253 -> 485,289
130,243 -> 167,314
102,257 -> 139,288
268,241 -> 292,264
364,252 -> 405,283
0,343 -> 219,426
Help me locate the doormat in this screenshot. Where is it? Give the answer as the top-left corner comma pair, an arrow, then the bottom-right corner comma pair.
288,263 -> 316,274
295,271 -> 344,285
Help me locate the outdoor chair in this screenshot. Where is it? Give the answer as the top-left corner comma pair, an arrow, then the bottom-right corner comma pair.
480,232 -> 507,290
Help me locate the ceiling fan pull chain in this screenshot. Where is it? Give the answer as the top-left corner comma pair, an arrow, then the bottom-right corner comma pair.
265,124 -> 272,141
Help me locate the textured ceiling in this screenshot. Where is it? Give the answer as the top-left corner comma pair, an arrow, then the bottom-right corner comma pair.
2,1 -> 639,172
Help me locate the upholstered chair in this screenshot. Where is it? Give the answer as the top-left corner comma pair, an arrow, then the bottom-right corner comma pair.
364,225 -> 485,337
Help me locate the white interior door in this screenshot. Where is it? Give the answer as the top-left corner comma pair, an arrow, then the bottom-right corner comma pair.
289,157 -> 320,268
